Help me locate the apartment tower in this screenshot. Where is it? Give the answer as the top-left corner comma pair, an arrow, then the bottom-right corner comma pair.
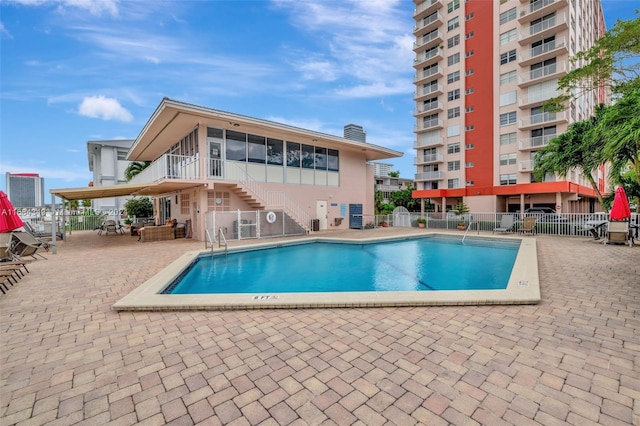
411,0 -> 607,214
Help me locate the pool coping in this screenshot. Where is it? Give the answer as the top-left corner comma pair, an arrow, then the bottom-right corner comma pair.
112,233 -> 540,310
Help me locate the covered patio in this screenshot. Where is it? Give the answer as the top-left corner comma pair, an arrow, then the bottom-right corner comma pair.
1,229 -> 638,425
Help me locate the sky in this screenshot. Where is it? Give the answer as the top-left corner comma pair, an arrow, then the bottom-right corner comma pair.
0,0 -> 636,196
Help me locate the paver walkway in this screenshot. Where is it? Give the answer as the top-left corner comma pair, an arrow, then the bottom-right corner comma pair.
1,229 -> 639,425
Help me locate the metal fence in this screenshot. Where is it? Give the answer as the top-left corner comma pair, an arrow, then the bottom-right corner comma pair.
373,212 -> 640,238
205,210 -> 307,245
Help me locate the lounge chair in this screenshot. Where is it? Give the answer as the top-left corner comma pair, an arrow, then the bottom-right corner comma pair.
9,232 -> 47,260
519,217 -> 537,235
23,221 -> 63,240
605,221 -> 633,247
493,215 -> 514,234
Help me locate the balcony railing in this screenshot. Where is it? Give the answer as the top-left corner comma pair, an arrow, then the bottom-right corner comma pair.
413,0 -> 440,18
518,0 -> 566,22
414,101 -> 443,115
518,88 -> 558,107
519,111 -> 567,129
414,83 -> 443,99
415,171 -> 444,181
414,119 -> 444,132
519,37 -> 567,63
519,160 -> 536,172
519,13 -> 567,43
414,153 -> 444,164
414,30 -> 443,50
414,136 -> 444,149
414,12 -> 443,35
414,48 -> 442,66
518,61 -> 567,85
414,65 -> 443,82
130,153 -> 202,184
519,134 -> 557,150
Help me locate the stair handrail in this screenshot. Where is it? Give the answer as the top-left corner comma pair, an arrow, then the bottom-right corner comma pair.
218,227 -> 228,258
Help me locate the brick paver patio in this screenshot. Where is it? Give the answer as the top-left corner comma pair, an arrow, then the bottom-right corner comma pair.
1,229 -> 638,425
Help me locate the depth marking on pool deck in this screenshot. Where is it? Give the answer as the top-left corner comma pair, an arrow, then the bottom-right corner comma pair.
112,233 -> 540,311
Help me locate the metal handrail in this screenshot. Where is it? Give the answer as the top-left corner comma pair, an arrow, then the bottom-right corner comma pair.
205,229 -> 214,256
218,228 -> 228,258
461,222 -> 479,244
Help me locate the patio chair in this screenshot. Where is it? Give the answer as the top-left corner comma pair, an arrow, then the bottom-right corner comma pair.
519,217 -> 537,235
605,221 -> 633,247
102,220 -> 120,236
493,215 -> 514,234
0,233 -> 12,260
9,232 -> 48,260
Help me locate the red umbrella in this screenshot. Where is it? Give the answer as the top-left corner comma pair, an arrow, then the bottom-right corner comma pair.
609,186 -> 631,221
0,191 -> 25,233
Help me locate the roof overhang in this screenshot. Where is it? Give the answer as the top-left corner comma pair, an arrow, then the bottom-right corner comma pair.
129,98 -> 403,162
50,181 -> 202,202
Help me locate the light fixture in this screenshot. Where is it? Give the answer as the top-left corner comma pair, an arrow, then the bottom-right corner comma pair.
233,123 -> 240,127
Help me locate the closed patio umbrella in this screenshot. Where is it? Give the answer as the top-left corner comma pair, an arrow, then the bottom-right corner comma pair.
609,186 -> 631,221
0,191 -> 24,233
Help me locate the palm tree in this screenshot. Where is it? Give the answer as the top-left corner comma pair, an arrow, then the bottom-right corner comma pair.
534,105 -> 607,208
124,161 -> 151,181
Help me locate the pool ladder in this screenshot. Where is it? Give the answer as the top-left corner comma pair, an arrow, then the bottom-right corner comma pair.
461,222 -> 479,244
218,228 -> 228,258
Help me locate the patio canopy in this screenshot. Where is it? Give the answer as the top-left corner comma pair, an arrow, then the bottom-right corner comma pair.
49,181 -> 201,201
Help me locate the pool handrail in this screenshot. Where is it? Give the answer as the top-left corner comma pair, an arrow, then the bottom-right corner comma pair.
218,228 -> 228,258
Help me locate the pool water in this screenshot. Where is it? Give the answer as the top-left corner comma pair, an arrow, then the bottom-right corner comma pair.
166,237 -> 520,294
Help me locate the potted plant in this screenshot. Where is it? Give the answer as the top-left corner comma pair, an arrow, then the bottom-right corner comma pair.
452,201 -> 470,231
416,217 -> 427,228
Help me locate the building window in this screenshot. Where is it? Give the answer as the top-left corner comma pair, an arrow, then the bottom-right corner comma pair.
447,125 -> 460,137
500,132 -> 517,145
447,71 -> 461,84
465,162 -> 474,168
465,50 -> 474,57
267,138 -> 284,166
466,180 -> 475,185
327,149 -> 339,171
465,12 -> 474,20
448,161 -> 461,171
447,17 -> 460,31
180,193 -> 190,215
448,178 -> 460,189
448,53 -> 460,66
247,134 -> 266,164
447,142 -> 461,154
500,28 -> 517,45
500,49 -> 517,65
447,34 -> 460,48
499,90 -> 517,106
465,106 -> 474,113
500,111 -> 517,126
116,150 -> 128,160
465,31 -> 474,39
500,153 -> 517,166
465,125 -> 475,131
465,143 -> 475,149
465,69 -> 474,76
465,88 -> 474,94
448,107 -> 460,119
447,89 -> 460,101
302,144 -> 315,169
500,174 -> 517,185
500,70 -> 517,85
447,0 -> 460,13
499,7 -> 516,25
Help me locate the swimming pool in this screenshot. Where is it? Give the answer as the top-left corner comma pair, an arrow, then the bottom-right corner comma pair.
165,237 -> 520,294
113,232 -> 540,310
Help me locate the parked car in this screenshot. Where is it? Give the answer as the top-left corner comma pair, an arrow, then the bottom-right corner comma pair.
523,207 -> 567,222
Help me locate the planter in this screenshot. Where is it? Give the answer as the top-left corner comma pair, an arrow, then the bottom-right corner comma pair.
418,223 -> 425,228
457,223 -> 466,231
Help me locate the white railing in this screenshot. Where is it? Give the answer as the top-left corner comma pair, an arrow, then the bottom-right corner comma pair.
414,30 -> 443,49
414,65 -> 443,82
519,61 -> 567,84
413,0 -> 439,17
414,12 -> 442,33
266,192 -> 312,232
414,136 -> 444,149
520,37 -> 566,62
519,88 -> 558,106
519,111 -> 566,128
130,153 -> 201,183
518,160 -> 535,171
414,153 -> 443,164
519,134 -> 556,149
520,13 -> 566,40
415,101 -> 443,115
519,0 -> 558,18
414,119 -> 443,131
414,84 -> 443,99
415,171 -> 443,180
414,49 -> 440,64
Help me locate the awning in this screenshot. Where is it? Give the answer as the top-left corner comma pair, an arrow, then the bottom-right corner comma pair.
50,181 -> 203,201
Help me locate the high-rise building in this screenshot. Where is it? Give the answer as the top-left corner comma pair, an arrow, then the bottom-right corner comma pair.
344,124 -> 367,143
5,173 -> 45,207
411,0 -> 607,214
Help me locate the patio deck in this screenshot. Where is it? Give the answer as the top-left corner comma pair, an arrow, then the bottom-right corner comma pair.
1,229 -> 639,425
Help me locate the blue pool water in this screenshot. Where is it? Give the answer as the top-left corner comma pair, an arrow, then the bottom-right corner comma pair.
165,236 -> 520,294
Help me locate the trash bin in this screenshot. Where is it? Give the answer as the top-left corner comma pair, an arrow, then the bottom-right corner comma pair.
311,219 -> 320,232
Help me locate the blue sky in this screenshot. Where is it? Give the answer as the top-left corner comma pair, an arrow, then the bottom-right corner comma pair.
0,0 -> 635,195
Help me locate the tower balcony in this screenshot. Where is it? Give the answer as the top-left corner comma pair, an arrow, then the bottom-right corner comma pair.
415,171 -> 444,181
414,83 -> 444,101
414,30 -> 444,51
414,65 -> 444,84
519,37 -> 567,66
518,160 -> 536,172
518,13 -> 567,45
518,0 -> 568,24
414,153 -> 444,165
413,12 -> 444,37
414,136 -> 444,149
518,60 -> 567,88
413,0 -> 442,21
414,118 -> 444,132
518,111 -> 567,130
413,48 -> 443,68
519,134 -> 556,151
414,101 -> 444,117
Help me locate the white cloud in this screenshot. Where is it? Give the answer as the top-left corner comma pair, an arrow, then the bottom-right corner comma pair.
78,96 -> 133,122
0,161 -> 91,182
6,0 -> 119,16
0,22 -> 14,39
